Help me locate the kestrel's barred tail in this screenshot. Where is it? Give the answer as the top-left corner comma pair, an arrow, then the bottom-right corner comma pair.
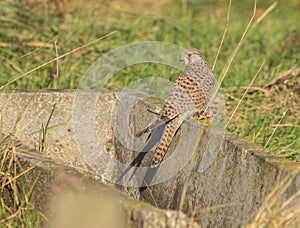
151,118 -> 180,165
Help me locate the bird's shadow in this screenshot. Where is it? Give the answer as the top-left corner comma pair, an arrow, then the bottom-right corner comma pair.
117,124 -> 165,191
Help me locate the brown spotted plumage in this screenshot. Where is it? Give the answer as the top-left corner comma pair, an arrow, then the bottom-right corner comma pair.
137,48 -> 216,166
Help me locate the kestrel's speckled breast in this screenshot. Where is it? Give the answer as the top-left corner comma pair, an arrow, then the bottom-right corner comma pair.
162,63 -> 216,119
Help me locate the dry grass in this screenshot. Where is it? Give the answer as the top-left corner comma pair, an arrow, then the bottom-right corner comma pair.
224,66 -> 300,160
0,135 -> 43,227
246,169 -> 300,228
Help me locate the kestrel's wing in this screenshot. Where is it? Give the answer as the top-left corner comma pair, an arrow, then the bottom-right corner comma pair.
137,106 -> 173,139
136,70 -> 198,138
135,114 -> 171,137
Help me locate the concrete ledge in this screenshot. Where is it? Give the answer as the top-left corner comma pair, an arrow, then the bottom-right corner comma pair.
0,90 -> 299,227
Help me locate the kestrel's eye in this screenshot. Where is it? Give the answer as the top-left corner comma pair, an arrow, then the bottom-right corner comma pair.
187,53 -> 192,57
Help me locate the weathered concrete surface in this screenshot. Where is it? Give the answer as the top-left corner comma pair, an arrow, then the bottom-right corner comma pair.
0,90 -> 299,227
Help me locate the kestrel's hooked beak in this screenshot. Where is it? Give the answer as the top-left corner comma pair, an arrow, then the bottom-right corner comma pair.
179,54 -> 185,62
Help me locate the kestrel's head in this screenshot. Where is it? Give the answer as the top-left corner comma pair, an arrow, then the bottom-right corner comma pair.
180,48 -> 206,66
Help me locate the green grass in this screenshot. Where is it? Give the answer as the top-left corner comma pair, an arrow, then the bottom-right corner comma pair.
0,189 -> 44,228
0,0 -> 299,224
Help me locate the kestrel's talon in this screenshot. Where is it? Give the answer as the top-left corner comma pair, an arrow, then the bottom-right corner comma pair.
192,111 -> 213,120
